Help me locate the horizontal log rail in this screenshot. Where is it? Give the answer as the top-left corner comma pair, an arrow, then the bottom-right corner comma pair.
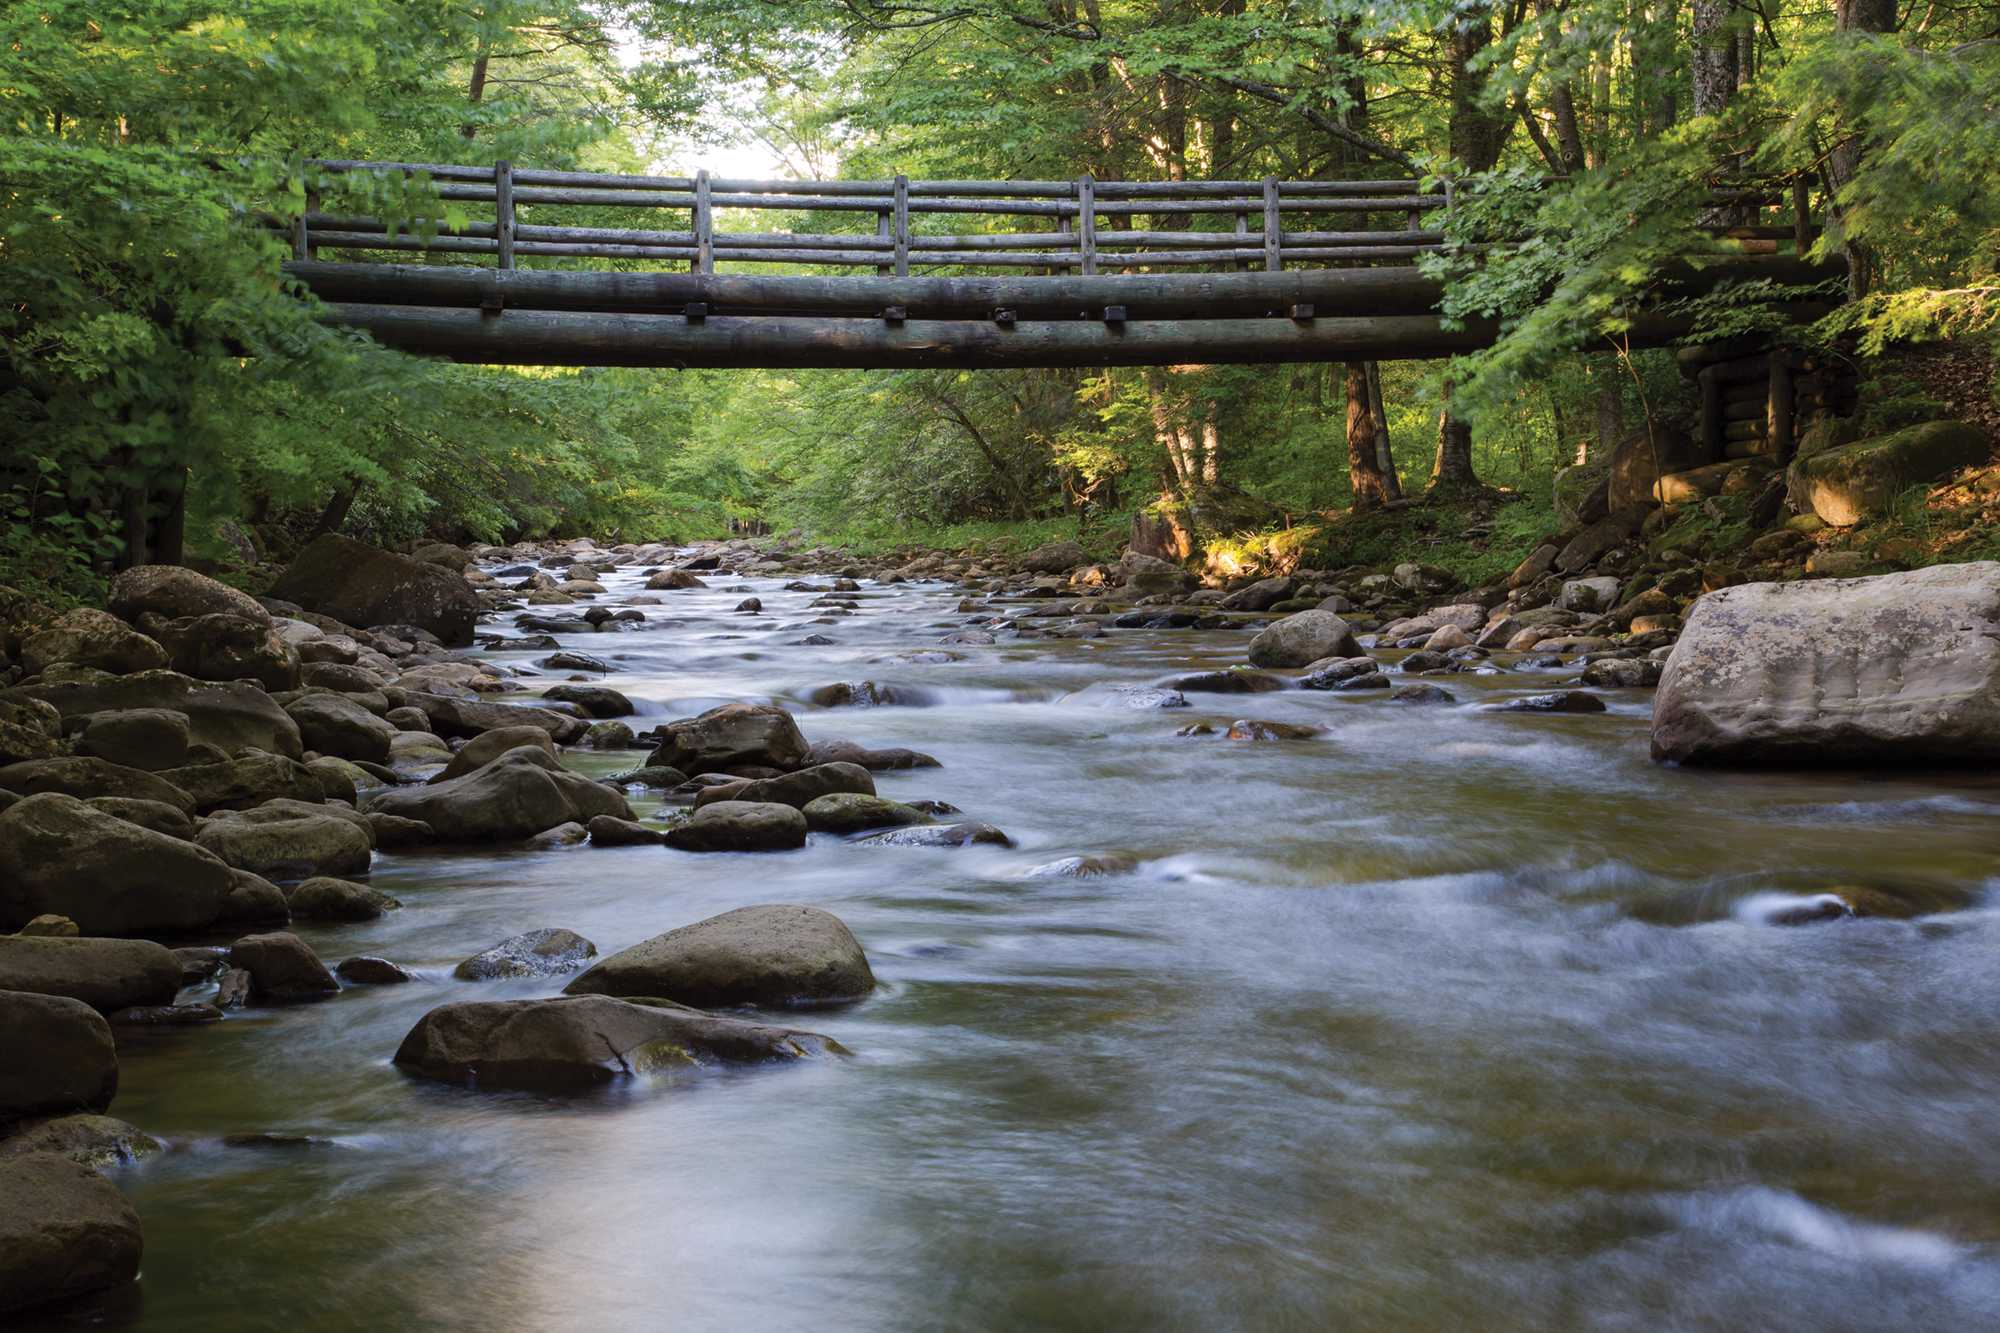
289,159 -> 1814,277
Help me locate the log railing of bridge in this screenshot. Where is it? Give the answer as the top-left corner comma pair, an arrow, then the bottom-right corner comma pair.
294,159 -> 1812,274
284,160 -> 1835,369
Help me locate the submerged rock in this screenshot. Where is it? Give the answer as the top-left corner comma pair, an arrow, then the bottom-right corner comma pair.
855,821 -> 1013,848
565,904 -> 874,1009
453,928 -> 598,981
1491,691 -> 1607,714
393,994 -> 841,1091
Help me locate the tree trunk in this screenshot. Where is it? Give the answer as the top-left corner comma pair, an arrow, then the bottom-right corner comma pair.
314,479 -> 362,537
1430,378 -> 1479,493
1365,362 -> 1401,500
462,45 -> 490,139
1345,362 -> 1393,511
1831,0 -> 1898,296
1691,0 -> 1737,117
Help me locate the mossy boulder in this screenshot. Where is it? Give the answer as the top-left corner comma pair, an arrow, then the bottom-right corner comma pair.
269,533 -> 480,646
1785,420 -> 1991,527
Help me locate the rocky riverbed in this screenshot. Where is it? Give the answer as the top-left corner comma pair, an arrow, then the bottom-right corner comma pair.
5,536 -> 2000,1330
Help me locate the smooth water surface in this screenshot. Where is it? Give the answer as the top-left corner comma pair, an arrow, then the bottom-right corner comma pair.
32,564 -> 2000,1332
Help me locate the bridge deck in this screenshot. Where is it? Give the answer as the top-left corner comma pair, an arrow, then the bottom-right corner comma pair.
288,161 -> 1833,368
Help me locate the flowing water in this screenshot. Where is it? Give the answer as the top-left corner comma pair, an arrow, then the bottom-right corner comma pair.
31,564 -> 2000,1332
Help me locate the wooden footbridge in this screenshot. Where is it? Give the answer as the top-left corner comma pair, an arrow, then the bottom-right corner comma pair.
285,161 -> 1838,369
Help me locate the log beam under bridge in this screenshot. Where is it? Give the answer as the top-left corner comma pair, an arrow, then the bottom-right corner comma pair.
289,257 -> 1839,326
315,300 -> 1837,370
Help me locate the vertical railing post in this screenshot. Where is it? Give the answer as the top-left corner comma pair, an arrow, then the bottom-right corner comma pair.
494,160 -> 515,270
694,168 -> 713,274
1768,351 -> 1796,463
892,174 -> 910,278
1058,190 -> 1075,275
876,209 -> 892,277
1261,176 -> 1281,272
1792,176 -> 1811,254
1078,174 -> 1098,277
1234,208 -> 1249,272
292,188 -> 315,261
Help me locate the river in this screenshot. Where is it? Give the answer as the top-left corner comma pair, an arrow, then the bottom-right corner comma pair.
33,560 -> 2000,1331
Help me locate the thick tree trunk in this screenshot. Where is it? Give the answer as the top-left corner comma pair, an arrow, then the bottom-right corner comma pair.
1345,362 -> 1394,511
1429,378 -> 1479,493
1691,0 -> 1738,117
1365,362 -> 1401,501
1830,0 -> 1898,297
314,479 -> 362,537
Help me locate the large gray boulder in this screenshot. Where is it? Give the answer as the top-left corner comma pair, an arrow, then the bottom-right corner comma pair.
1018,540 -> 1088,574
565,904 -> 874,1008
1119,551 -> 1194,597
429,726 -> 556,783
161,613 -> 300,692
0,1152 -> 144,1314
365,748 -> 632,841
649,702 -> 810,775
1653,562 -> 2000,766
0,794 -> 233,934
3,668 -> 301,758
0,992 -> 117,1120
20,608 -> 168,677
109,564 -> 268,626
0,698 -> 62,765
74,708 -> 191,771
269,533 -> 481,646
160,751 -> 325,813
285,693 -> 395,764
0,937 -> 180,1013
394,994 -> 839,1090
195,800 -> 373,879
1246,610 -> 1362,669
0,756 -> 193,813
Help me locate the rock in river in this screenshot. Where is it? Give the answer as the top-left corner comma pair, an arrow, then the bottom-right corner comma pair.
393,994 -> 841,1091
0,991 -> 118,1121
665,800 -> 808,852
229,932 -> 339,1002
0,793 -> 234,935
565,904 -> 874,1008
366,748 -> 633,841
856,821 -> 1013,848
454,928 -> 599,981
0,936 -> 180,1013
1246,610 -> 1363,669
802,793 -> 931,835
650,702 -> 810,775
268,533 -> 480,646
0,1152 -> 144,1315
195,800 -> 374,879
1653,563 -> 2000,766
